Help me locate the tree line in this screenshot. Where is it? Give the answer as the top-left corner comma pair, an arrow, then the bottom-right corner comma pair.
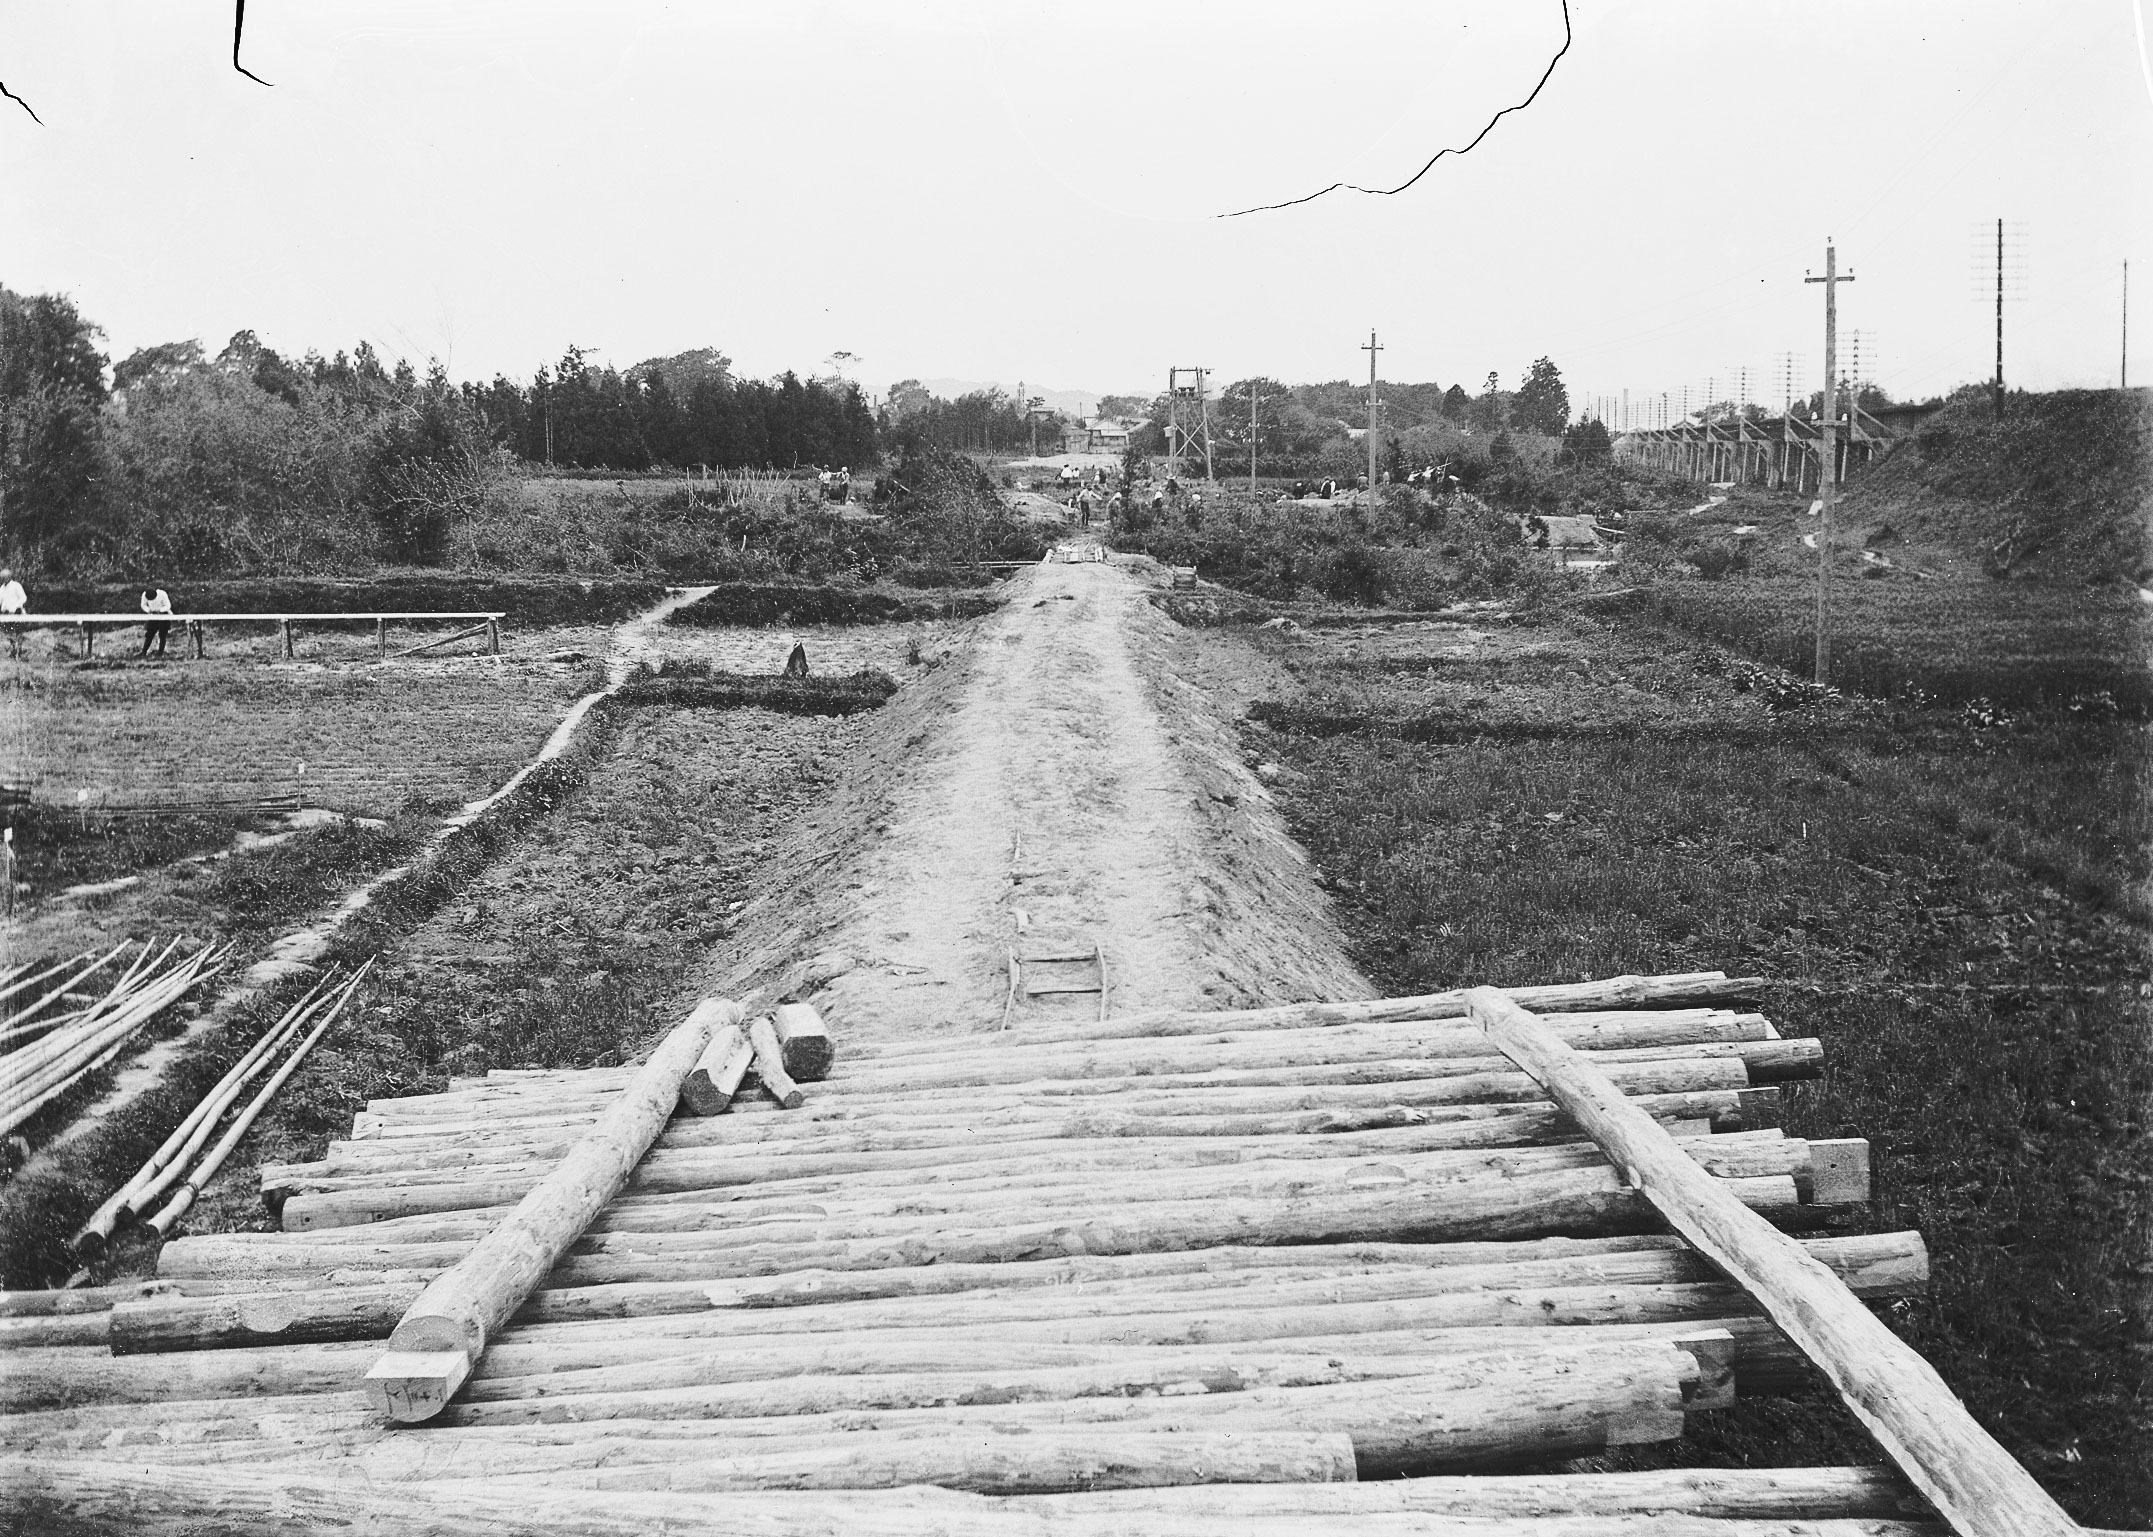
1119,358 -> 1574,475
0,287 -> 883,573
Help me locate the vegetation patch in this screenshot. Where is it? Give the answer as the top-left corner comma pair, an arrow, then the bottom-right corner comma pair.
612,664 -> 899,715
1600,580 -> 2148,714
669,582 -> 1002,628
1247,610 -> 2152,1525
1838,388 -> 2153,584
3,805 -> 269,901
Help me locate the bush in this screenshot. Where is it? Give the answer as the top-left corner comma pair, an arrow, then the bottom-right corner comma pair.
1681,537 -> 1750,580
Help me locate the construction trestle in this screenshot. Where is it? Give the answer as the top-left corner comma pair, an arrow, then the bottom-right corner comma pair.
1614,402 -> 1935,493
0,970 -> 2086,1536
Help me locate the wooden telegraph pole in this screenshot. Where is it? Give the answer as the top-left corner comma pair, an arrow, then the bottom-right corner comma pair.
1249,380 -> 1260,488
1805,240 -> 1854,685
1993,219 -> 2005,421
1362,330 -> 1382,503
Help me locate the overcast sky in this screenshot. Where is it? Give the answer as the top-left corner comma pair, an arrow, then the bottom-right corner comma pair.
4,1 -> 2148,415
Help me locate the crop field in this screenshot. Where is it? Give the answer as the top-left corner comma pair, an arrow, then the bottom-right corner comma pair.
1,651 -> 605,818
1231,608 -> 2151,1525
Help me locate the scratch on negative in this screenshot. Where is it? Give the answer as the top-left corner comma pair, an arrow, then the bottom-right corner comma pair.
0,81 -> 39,124
1218,0 -> 1571,218
234,0 -> 273,87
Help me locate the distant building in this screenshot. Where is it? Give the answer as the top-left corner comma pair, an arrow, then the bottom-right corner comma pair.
1075,417 -> 1141,453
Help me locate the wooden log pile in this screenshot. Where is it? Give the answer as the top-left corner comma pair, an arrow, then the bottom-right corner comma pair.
0,970 -> 2063,1536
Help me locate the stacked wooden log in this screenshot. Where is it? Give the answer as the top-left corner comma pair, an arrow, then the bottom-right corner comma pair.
0,970 -> 2007,1534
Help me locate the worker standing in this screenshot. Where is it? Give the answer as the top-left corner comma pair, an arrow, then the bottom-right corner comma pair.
139,585 -> 173,659
0,569 -> 25,659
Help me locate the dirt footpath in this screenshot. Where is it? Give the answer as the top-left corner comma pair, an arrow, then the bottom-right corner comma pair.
708,555 -> 1371,1046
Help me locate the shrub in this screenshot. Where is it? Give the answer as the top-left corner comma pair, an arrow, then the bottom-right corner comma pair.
1681,537 -> 1750,580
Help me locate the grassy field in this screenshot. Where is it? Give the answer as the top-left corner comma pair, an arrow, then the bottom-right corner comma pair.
1242,609 -> 2151,1526
0,651 -> 605,819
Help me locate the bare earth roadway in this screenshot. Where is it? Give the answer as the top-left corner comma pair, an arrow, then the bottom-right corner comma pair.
710,547 -> 1371,1046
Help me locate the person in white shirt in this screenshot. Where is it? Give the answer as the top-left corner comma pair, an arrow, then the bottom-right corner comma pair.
139,586 -> 174,659
0,569 -> 24,659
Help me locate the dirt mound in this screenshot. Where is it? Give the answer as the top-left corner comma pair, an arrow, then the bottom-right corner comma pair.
1838,388 -> 2153,583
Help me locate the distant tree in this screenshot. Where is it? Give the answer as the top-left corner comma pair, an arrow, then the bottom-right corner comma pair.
1471,371 -> 1506,432
1094,394 -> 1150,420
113,339 -> 205,392
883,379 -> 935,422
1440,383 -> 1470,421
216,329 -> 265,375
1561,417 -> 1612,461
1382,434 -> 1409,484
1489,430 -> 1517,465
1511,357 -> 1569,436
630,347 -> 733,400
0,286 -> 109,553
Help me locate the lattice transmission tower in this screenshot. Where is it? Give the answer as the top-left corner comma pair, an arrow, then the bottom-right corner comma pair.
1166,367 -> 1215,482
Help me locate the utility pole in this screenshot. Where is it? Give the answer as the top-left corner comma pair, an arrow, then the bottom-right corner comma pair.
1994,218 -> 2005,420
1362,330 -> 1382,500
1249,381 -> 1259,488
1805,239 -> 1855,685
2124,259 -> 2130,389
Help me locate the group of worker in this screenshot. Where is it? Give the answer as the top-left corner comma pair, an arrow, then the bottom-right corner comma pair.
815,466 -> 854,503
0,571 -> 176,661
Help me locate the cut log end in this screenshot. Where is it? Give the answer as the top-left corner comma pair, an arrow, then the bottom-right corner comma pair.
677,1026 -> 753,1118
1806,1138 -> 1872,1205
748,1016 -> 807,1110
363,1348 -> 472,1423
771,1001 -> 834,1082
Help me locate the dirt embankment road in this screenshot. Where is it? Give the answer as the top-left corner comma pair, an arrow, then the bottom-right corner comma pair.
713,554 -> 1370,1046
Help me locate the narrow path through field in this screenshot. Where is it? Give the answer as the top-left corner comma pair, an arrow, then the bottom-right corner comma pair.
761,552 -> 1370,1044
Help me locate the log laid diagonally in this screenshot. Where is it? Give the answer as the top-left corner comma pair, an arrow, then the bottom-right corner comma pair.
362,997 -> 742,1422
1465,987 -> 2077,1537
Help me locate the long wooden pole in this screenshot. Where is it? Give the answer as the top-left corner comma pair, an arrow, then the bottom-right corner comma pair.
78,971 -> 346,1258
0,1456 -> 1965,1535
1466,987 -> 2075,1537
108,1230 -> 1924,1355
362,997 -> 740,1422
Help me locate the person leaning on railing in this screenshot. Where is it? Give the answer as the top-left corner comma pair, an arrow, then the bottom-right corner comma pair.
139,584 -> 174,660
0,569 -> 25,659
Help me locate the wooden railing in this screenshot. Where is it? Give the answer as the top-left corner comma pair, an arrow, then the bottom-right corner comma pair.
0,612 -> 506,661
